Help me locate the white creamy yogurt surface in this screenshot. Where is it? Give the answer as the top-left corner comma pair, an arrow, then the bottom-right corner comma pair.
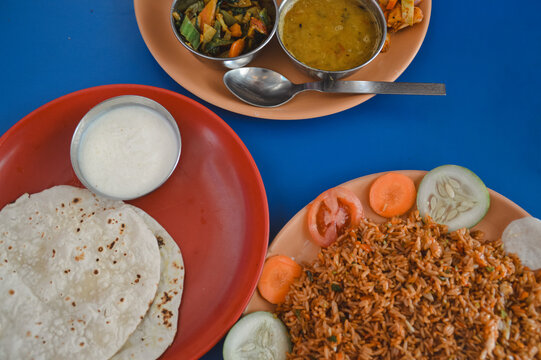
78,104 -> 179,199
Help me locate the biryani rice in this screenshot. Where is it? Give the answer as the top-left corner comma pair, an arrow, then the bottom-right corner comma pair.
276,211 -> 541,359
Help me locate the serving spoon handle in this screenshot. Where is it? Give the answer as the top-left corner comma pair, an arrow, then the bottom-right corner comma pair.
297,80 -> 446,96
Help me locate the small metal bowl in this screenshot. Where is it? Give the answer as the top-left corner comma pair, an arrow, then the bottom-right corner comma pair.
70,95 -> 181,200
277,0 -> 387,80
170,0 -> 278,70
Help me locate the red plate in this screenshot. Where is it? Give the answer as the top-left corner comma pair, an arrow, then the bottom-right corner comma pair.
0,84 -> 269,360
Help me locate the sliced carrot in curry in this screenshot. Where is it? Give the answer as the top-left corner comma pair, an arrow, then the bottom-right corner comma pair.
198,0 -> 218,31
229,23 -> 242,37
228,38 -> 245,57
258,255 -> 302,304
386,0 -> 398,9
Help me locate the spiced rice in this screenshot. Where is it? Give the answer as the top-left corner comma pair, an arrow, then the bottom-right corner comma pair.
276,211 -> 541,359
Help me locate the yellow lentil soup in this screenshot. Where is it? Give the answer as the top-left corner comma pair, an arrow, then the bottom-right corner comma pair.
280,0 -> 381,71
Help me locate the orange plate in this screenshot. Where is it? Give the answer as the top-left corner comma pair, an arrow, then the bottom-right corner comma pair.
0,85 -> 269,360
245,170 -> 529,313
134,0 -> 431,120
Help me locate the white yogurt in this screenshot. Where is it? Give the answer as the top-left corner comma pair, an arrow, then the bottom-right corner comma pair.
78,104 -> 180,199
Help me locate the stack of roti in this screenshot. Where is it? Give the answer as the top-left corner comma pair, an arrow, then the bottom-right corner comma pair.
0,185 -> 185,360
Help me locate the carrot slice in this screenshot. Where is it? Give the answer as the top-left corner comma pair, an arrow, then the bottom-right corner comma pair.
230,23 -> 242,37
258,255 -> 302,304
369,172 -> 416,217
198,0 -> 218,31
386,0 -> 398,10
228,38 -> 245,57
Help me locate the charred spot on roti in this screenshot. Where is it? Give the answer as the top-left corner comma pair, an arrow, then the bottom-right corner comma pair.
160,308 -> 174,328
98,246 -> 103,252
64,269 -> 70,273
26,331 -> 31,337
159,291 -> 172,308
72,198 -> 80,204
52,249 -> 56,257
156,236 -> 165,248
9,289 -> 14,295
108,219 -> 112,224
72,302 -> 76,307
76,228 -> 80,232
93,269 -> 99,275
80,342 -> 85,347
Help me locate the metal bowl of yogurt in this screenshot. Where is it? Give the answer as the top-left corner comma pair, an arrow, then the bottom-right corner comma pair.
70,95 -> 181,200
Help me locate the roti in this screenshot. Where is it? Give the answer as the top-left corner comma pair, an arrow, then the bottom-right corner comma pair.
112,206 -> 185,360
0,186 -> 161,360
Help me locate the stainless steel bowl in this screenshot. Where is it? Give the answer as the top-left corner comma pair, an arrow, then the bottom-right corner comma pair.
170,0 -> 278,70
277,0 -> 387,80
70,95 -> 181,200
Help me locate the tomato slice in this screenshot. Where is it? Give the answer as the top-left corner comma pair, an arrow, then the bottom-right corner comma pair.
307,186 -> 364,247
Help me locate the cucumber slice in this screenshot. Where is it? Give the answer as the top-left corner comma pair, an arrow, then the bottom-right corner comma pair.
502,217 -> 541,270
417,165 -> 490,232
223,311 -> 291,360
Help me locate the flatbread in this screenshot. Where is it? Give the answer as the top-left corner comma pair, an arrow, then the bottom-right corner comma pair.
0,186 -> 161,360
112,206 -> 185,360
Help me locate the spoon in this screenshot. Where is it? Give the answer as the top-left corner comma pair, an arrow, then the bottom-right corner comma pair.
223,67 -> 446,107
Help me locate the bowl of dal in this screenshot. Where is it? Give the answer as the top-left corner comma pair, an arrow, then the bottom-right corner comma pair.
277,0 -> 386,80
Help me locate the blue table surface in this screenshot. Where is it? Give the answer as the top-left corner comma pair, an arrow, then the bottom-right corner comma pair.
1,1 -> 540,359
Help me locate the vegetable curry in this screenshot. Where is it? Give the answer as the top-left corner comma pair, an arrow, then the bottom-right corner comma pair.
173,0 -> 274,58
280,0 -> 381,71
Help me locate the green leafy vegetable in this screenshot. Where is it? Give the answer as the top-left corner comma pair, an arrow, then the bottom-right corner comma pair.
180,16 -> 200,50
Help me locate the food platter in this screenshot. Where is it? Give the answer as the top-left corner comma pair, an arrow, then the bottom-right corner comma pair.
245,170 -> 530,313
0,84 -> 269,360
134,0 -> 432,120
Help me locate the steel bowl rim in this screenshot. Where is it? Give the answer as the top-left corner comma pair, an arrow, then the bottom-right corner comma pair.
70,95 -> 182,201
169,0 -> 278,62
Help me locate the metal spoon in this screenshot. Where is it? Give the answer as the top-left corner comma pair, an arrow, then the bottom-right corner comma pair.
223,67 -> 446,107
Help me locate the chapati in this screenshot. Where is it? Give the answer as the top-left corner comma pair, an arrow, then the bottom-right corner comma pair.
0,186 -> 161,360
112,206 -> 184,360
